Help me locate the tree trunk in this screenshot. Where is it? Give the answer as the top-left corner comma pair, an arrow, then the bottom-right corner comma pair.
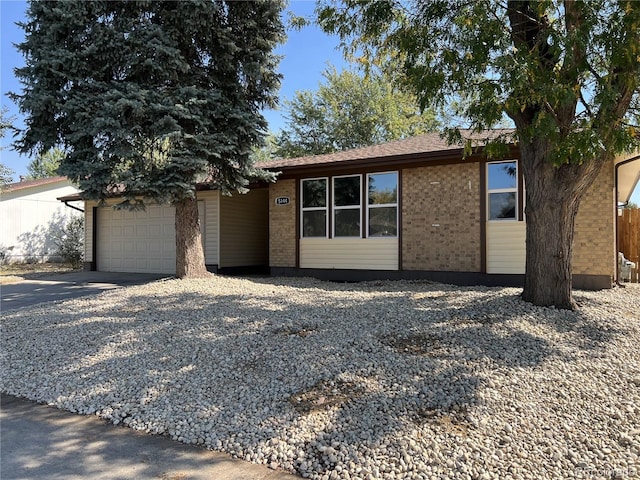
519,138 -> 607,309
175,197 -> 210,279
521,169 -> 580,309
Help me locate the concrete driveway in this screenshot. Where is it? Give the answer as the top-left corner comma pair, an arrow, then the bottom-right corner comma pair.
0,271 -> 168,311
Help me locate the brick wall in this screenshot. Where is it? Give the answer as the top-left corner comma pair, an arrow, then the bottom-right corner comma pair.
402,163 -> 482,272
572,162 -> 616,278
269,179 -> 297,267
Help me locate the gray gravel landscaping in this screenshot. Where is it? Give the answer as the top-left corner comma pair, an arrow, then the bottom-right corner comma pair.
2,276 -> 639,480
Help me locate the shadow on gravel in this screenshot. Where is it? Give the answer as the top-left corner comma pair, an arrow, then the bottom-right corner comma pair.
0,277 -> 626,478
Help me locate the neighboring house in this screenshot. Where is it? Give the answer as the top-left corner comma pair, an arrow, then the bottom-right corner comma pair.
0,176 -> 82,263
59,187 -> 269,275
262,133 -> 640,290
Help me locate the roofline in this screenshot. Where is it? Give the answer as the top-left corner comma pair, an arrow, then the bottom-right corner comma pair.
265,144 -> 520,176
57,193 -> 82,202
5,176 -> 71,192
56,181 -> 269,203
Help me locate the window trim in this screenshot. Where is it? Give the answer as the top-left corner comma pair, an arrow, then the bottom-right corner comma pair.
300,177 -> 329,238
332,174 -> 362,238
366,171 -> 399,238
487,161 -> 518,222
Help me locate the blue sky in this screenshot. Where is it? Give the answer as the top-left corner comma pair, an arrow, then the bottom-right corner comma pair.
1,0 -> 638,204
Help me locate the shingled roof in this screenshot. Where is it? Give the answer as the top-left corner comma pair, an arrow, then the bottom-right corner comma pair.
4,176 -> 71,192
259,130 -> 516,171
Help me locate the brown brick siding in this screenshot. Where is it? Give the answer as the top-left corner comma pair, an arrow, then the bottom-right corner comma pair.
572,163 -> 616,278
269,179 -> 297,267
402,163 -> 482,272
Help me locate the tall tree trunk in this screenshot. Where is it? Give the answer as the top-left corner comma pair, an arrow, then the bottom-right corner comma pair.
519,139 -> 607,309
521,168 -> 580,309
175,197 -> 209,279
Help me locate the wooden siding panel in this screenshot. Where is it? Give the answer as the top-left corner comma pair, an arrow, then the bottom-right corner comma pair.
219,189 -> 269,268
85,202 -> 96,262
486,222 -> 526,274
618,208 -> 639,282
197,191 -> 219,265
300,238 -> 398,270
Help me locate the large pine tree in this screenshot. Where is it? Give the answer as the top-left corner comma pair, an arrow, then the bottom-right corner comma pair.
13,0 -> 284,277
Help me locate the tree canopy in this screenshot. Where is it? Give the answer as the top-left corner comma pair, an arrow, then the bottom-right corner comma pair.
26,147 -> 64,179
0,107 -> 15,190
13,0 -> 285,277
318,0 -> 640,308
274,67 -> 439,158
14,1 -> 283,204
0,164 -> 13,191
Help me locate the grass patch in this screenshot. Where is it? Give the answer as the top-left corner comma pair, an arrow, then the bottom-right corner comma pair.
290,379 -> 366,413
381,333 -> 448,356
0,262 -> 76,284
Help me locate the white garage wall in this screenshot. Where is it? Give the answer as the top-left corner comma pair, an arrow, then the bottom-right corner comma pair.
0,180 -> 82,262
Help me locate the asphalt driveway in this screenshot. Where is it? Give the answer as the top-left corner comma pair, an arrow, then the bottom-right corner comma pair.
0,393 -> 296,480
0,271 -> 168,311
1,270 -> 298,479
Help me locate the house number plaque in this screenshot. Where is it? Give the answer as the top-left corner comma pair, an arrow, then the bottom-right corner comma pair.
275,196 -> 290,205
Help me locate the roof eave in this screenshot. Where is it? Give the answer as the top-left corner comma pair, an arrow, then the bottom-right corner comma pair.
266,145 -> 520,176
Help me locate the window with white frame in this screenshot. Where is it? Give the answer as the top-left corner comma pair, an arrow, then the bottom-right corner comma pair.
367,172 -> 398,237
487,161 -> 518,220
301,178 -> 328,237
333,175 -> 362,237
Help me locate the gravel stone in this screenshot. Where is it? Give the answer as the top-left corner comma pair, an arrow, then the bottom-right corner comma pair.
1,276 -> 639,480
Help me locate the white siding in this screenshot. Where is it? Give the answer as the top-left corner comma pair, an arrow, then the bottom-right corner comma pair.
0,181 -> 82,262
198,191 -> 219,266
300,238 -> 398,270
486,222 -> 526,274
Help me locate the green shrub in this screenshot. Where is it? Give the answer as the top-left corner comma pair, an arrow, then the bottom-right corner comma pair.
54,216 -> 84,269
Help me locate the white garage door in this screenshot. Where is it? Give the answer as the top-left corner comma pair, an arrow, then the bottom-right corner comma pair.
97,205 -> 177,274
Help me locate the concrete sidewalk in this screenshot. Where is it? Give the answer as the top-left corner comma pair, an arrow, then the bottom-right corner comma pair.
1,393 -> 298,480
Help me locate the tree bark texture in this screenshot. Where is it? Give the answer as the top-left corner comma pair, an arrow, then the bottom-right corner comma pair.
519,138 -> 608,309
175,197 -> 210,279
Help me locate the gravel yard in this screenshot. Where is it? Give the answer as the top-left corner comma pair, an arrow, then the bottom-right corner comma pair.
2,276 -> 639,480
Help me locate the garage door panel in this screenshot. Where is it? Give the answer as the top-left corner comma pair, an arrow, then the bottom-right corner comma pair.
147,241 -> 164,254
97,205 -> 176,274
